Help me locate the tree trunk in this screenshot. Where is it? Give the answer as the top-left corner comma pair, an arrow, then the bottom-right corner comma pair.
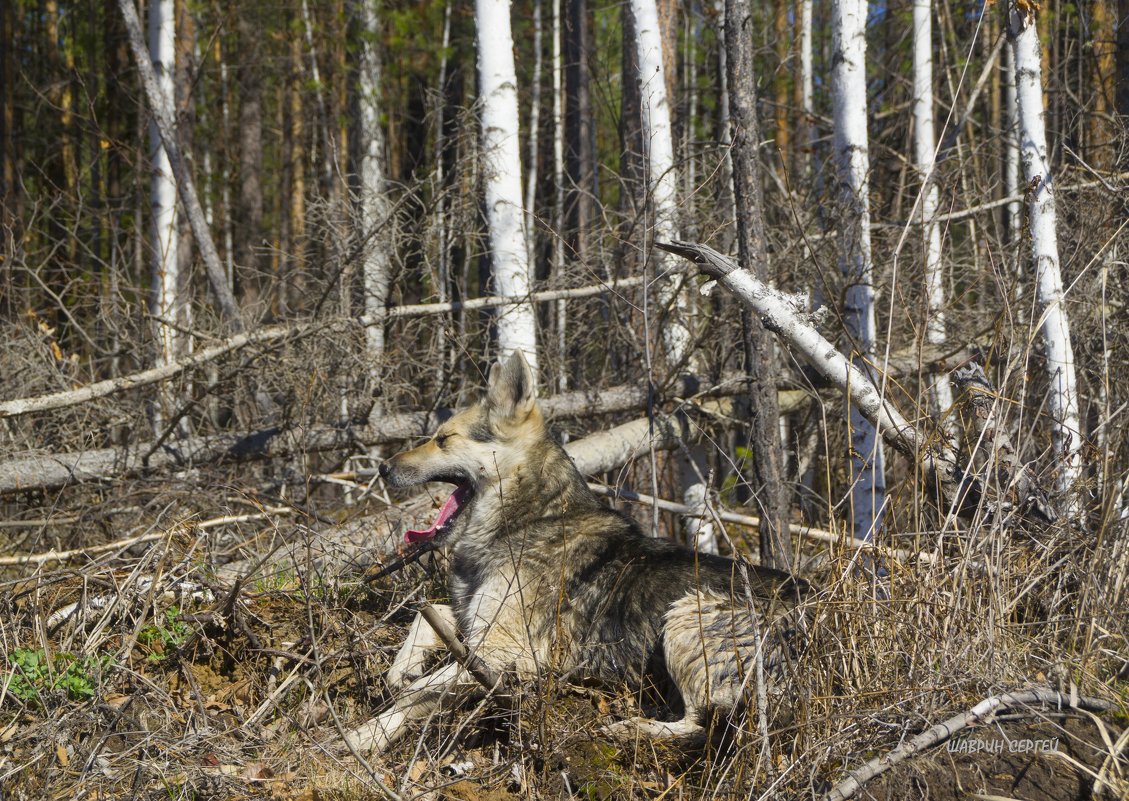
236,10 -> 264,315
725,0 -> 792,569
1089,0 -> 1116,169
117,0 -> 242,328
799,0 -> 814,182
1119,0 -> 1129,122
912,0 -> 953,419
1006,1 -> 1082,499
553,0 -> 568,390
774,0 -> 791,174
630,0 -> 714,550
525,0 -> 544,268
630,0 -> 687,360
0,1 -> 15,231
832,0 -> 885,542
357,0 -> 394,420
564,0 -> 593,267
1003,34 -> 1021,254
475,0 -> 539,372
0,375 -> 741,497
149,0 -> 180,383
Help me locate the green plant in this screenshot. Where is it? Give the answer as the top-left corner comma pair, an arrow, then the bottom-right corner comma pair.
138,605 -> 191,664
6,648 -> 47,702
5,648 -> 111,703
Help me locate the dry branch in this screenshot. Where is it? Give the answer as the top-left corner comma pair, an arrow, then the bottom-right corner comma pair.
824,687 -> 1114,801
658,241 -> 966,507
419,603 -> 504,693
381,275 -> 645,319
0,323 -> 310,419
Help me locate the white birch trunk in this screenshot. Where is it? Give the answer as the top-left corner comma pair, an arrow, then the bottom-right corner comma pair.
358,0 -> 393,420
632,0 -> 713,551
912,0 -> 953,418
1007,3 -> 1081,495
475,0 -> 538,374
832,0 -> 885,541
552,0 -> 567,391
631,0 -> 690,362
149,0 -> 178,375
800,0 -> 813,173
146,0 -> 177,431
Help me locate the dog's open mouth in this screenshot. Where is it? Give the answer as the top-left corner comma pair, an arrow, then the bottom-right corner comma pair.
404,482 -> 473,544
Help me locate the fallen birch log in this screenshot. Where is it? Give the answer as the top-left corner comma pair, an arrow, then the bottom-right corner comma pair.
0,374 -> 746,497
210,414 -> 697,584
658,240 -> 976,517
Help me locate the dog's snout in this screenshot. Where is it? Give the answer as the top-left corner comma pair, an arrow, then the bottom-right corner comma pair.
378,461 -> 390,479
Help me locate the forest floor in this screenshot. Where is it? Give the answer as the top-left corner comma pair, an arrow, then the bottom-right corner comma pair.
1,480 -> 1126,801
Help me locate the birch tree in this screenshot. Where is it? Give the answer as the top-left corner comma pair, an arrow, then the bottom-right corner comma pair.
911,0 -> 953,418
629,0 -> 688,361
552,0 -> 566,390
475,0 -> 538,373
357,0 -> 393,421
1006,0 -> 1081,496
630,0 -> 714,551
832,0 -> 885,542
524,0 -> 543,268
627,0 -> 713,549
148,0 -> 179,377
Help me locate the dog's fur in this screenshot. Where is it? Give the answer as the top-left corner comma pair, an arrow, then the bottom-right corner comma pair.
350,351 -> 809,753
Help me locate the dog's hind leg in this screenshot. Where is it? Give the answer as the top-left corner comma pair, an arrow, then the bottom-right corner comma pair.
386,604 -> 456,690
343,661 -> 479,754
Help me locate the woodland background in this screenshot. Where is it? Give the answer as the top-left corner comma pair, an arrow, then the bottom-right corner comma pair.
0,0 -> 1127,799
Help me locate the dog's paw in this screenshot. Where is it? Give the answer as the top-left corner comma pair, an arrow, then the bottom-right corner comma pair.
601,716 -> 705,743
385,664 -> 423,692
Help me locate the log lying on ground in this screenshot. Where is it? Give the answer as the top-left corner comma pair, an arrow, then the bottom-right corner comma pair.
0,374 -> 741,497
210,414 -> 695,584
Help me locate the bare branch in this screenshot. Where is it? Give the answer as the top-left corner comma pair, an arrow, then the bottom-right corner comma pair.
419,603 -> 504,693
825,688 -> 1113,801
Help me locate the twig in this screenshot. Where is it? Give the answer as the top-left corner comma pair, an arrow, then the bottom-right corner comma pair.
824,687 -> 1114,801
0,507 -> 294,568
418,603 -> 505,694
0,531 -> 167,566
587,483 -> 910,559
363,540 -> 440,583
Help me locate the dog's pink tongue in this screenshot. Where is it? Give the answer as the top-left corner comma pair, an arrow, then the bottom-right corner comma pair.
405,484 -> 471,543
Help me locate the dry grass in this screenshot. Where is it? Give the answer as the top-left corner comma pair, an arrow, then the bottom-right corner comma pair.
0,456 -> 1125,801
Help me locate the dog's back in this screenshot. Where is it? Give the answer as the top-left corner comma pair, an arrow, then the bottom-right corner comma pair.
445,428 -> 809,726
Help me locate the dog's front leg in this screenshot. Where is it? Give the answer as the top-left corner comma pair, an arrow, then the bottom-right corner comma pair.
386,604 -> 457,690
343,661 -> 479,755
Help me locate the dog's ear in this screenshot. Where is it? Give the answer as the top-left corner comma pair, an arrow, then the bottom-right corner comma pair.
486,350 -> 536,420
